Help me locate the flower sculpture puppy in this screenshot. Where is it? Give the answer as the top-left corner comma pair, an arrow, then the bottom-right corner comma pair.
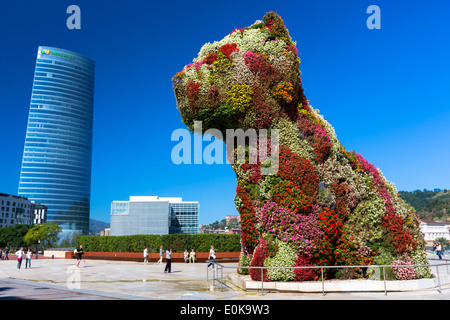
172,12 -> 430,281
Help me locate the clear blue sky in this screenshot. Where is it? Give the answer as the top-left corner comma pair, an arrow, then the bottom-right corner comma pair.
1,0 -> 449,225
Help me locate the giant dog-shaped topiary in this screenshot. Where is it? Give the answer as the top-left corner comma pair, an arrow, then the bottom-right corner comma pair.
172,12 -> 430,281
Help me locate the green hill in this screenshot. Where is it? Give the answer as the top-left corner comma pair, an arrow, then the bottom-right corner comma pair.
399,189 -> 450,221
89,219 -> 110,235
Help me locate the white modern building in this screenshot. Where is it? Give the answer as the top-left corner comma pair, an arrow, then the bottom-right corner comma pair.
420,220 -> 450,245
0,193 -> 47,228
32,202 -> 47,224
110,196 -> 199,236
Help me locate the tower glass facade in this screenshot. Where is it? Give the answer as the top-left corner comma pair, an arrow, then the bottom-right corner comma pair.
18,46 -> 95,236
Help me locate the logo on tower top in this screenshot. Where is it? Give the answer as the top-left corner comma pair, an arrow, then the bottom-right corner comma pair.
40,49 -> 75,60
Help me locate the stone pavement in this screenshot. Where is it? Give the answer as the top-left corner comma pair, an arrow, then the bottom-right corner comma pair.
0,279 -> 128,300
0,255 -> 449,301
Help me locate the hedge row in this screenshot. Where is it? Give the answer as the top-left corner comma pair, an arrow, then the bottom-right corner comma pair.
76,234 -> 241,253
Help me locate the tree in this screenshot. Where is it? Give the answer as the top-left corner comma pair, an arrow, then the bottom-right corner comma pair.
210,219 -> 227,230
24,222 -> 62,249
0,224 -> 33,248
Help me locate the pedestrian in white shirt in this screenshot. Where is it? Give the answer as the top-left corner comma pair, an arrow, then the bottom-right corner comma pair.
16,247 -> 24,269
143,246 -> 149,264
208,245 -> 216,268
164,248 -> 172,273
437,243 -> 443,259
25,249 -> 33,269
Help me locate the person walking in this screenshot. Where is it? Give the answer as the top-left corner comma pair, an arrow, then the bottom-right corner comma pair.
143,246 -> 149,264
0,248 -> 3,260
76,245 -> 84,267
207,245 -> 216,268
157,245 -> 164,264
16,247 -> 24,269
5,247 -> 9,260
189,249 -> 196,263
25,249 -> 33,269
164,247 -> 172,273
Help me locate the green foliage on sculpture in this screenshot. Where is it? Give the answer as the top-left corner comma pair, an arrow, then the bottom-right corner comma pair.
172,11 -> 431,281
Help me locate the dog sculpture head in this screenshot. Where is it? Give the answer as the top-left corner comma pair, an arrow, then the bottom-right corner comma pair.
172,11 -> 307,135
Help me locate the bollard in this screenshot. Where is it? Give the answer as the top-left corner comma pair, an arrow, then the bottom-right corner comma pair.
261,268 -> 264,296
436,264 -> 442,293
321,268 -> 325,296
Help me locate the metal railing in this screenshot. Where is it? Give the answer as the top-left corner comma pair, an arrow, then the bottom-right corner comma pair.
206,257 -> 450,296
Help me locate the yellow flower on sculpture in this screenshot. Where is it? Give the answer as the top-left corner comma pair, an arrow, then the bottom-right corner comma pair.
227,84 -> 253,113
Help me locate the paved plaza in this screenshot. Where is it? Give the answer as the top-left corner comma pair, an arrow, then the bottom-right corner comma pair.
0,254 -> 450,301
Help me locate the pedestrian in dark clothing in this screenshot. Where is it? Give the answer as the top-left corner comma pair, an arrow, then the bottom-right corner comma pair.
76,245 -> 84,267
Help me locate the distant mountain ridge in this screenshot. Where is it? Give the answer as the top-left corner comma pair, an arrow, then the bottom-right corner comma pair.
399,189 -> 450,221
89,218 -> 110,235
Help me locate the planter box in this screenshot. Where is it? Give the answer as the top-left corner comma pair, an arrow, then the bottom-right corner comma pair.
43,250 -> 67,258
227,273 -> 450,293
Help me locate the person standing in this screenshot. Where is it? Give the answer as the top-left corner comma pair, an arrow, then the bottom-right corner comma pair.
143,246 -> 149,264
76,245 -> 84,267
16,247 -> 24,269
164,247 -> 172,273
0,248 -> 3,260
157,245 -> 164,264
5,247 -> 9,260
25,249 -> 33,269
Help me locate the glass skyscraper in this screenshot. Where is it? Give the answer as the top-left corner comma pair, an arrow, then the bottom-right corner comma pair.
18,46 -> 95,237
